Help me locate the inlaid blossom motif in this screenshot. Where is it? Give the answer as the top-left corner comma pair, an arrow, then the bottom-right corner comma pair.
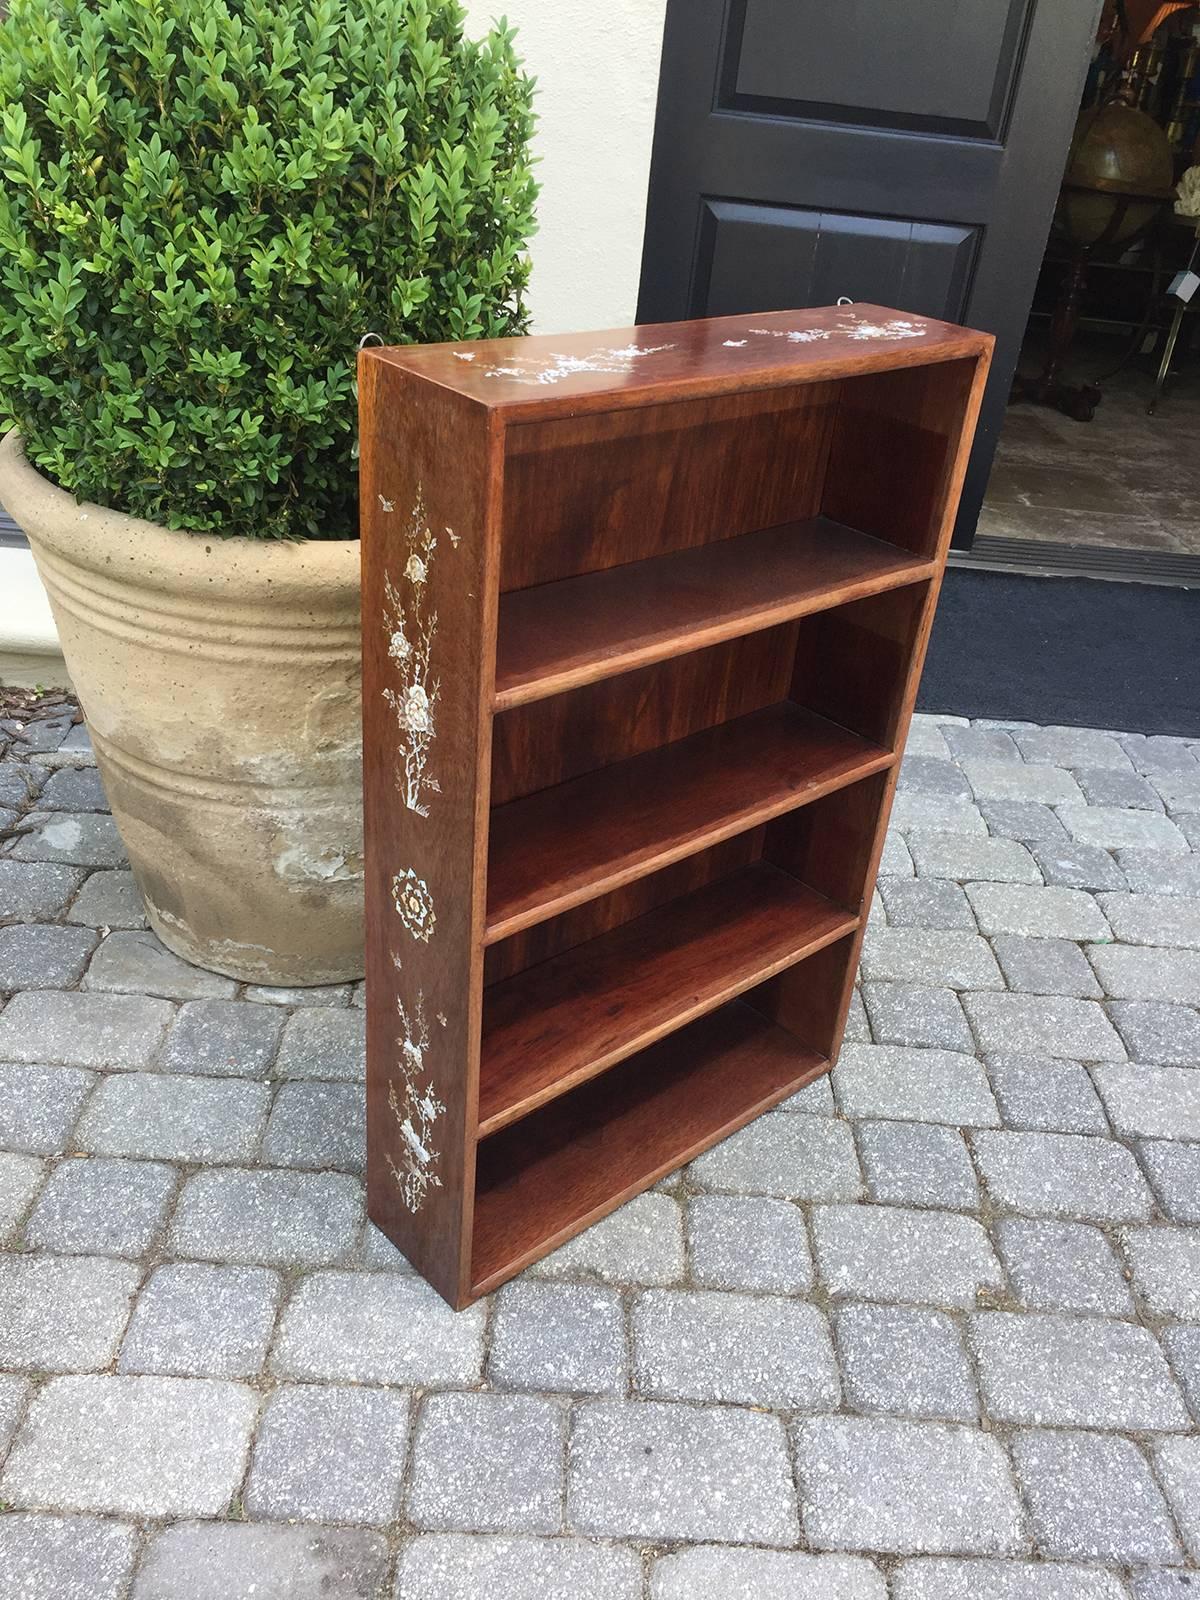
392,867 -> 436,943
387,987 -> 446,1214
381,489 -> 442,816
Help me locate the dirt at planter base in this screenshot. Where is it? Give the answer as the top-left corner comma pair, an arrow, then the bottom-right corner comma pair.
0,684 -> 81,731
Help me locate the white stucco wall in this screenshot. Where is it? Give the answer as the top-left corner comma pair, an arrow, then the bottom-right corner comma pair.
465,0 -> 668,334
0,1 -> 668,676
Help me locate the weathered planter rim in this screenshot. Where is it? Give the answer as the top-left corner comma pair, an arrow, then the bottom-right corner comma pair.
0,429 -> 360,603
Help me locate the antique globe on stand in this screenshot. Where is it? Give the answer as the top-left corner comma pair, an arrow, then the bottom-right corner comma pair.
1014,96 -> 1175,419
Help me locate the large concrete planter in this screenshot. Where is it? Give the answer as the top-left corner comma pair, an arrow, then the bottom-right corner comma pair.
0,430 -> 363,984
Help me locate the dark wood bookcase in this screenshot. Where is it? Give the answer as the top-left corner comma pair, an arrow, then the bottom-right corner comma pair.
359,304 -> 992,1308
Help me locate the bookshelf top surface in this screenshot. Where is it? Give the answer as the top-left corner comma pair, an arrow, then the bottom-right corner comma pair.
364,304 -> 992,418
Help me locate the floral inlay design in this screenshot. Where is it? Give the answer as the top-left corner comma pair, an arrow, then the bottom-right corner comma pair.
393,867 -> 436,942
481,343 -> 674,386
387,984 -> 446,1214
747,314 -> 928,345
381,490 -> 441,816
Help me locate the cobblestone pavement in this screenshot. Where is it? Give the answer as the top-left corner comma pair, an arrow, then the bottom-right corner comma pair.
1,705 -> 1199,1599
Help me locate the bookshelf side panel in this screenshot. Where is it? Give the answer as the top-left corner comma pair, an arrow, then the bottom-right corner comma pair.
359,356 -> 497,1307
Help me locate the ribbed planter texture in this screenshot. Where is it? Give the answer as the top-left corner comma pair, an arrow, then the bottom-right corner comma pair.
0,430 -> 364,984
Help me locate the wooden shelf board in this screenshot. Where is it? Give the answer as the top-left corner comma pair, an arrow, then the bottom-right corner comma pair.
486,702 -> 891,944
493,517 -> 934,710
478,862 -> 856,1137
471,1000 -> 830,1296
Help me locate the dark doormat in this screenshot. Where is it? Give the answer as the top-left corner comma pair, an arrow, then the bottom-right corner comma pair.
919,568 -> 1200,736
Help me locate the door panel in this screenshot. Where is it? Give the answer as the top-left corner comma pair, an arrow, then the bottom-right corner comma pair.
639,0 -> 1104,546
698,203 -> 978,322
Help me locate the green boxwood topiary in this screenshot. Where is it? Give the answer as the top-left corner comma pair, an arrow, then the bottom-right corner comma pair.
0,0 -> 536,538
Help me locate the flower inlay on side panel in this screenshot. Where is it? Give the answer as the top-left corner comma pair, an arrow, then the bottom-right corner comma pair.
382,489 -> 442,816
392,867 -> 436,942
387,986 -> 446,1214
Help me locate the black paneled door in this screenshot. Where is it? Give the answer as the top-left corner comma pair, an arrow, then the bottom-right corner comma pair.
638,0 -> 1103,546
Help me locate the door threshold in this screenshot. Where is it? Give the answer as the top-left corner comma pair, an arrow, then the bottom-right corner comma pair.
950,536 -> 1200,588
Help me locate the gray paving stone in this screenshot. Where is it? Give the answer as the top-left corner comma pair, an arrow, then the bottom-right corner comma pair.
1131,1572 -> 1200,1600
1016,726 -> 1132,769
529,1193 -> 684,1283
170,1167 -> 363,1266
812,1204 -> 1002,1308
242,982 -> 352,1006
962,760 -> 1084,806
0,990 -> 174,1067
908,833 -> 1042,886
979,800 -> 1067,844
651,1546 -> 886,1600
780,1070 -> 838,1112
38,765 -> 109,811
0,923 -> 99,988
633,1288 -> 839,1408
1175,813 -> 1200,849
1062,806 -> 1189,854
0,1514 -> 138,1600
832,1044 -> 1000,1127
78,1072 -> 269,1161
488,1281 -> 626,1395
272,1269 -> 484,1383
1154,770 -> 1200,812
994,1218 -> 1134,1316
1011,1428 -> 1179,1563
409,1393 -> 563,1534
942,727 -> 1020,764
985,1054 -> 1108,1135
1099,892 -> 1200,950
900,756 -> 973,798
119,1263 -> 281,1378
961,992 -> 1126,1060
794,1415 -> 1024,1555
0,859 -> 86,920
275,1008 -> 366,1079
161,998 -> 284,1077
397,1534 -> 643,1600
1032,840 -> 1126,891
856,1120 -> 979,1209
355,1220 -> 418,1272
350,981 -> 366,1007
690,1110 -> 861,1199
0,1150 -> 43,1240
860,927 -> 1004,989
568,1399 -> 797,1545
1077,766 -> 1164,809
991,935 -> 1103,998
1109,1000 -> 1200,1066
246,1384 -> 410,1526
1118,848 -> 1200,896
687,1194 -> 813,1292
261,1080 -> 365,1173
24,1156 -> 175,1256
1162,1323 -> 1200,1416
0,1374 -> 258,1516
65,869 -> 148,929
879,831 -> 915,877
37,720 -> 94,765
1153,1436 -> 1200,1560
877,877 -> 977,929
2,713 -> 74,753
905,720 -> 954,758
9,811 -> 126,866
0,1370 -> 30,1456
835,1304 -> 978,1420
890,795 -> 987,835
1123,1227 -> 1200,1320
0,1061 -> 95,1153
84,930 -> 236,1000
843,988 -> 871,1043
133,1522 -> 389,1600
969,1311 -> 1189,1429
972,1129 -> 1152,1222
893,1558 -> 1125,1600
0,760 -> 43,809
862,983 -> 974,1050
1138,1141 -> 1200,1223
1121,733 -> 1200,776
1094,1061 -> 1200,1140
0,1253 -> 139,1371
966,883 -> 1111,941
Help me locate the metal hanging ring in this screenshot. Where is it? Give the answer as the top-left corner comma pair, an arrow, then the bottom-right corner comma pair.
358,332 -> 384,350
